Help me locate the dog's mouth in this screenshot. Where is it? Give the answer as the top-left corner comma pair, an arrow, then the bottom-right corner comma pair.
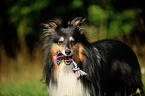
64,56 -> 72,65
55,51 -> 73,65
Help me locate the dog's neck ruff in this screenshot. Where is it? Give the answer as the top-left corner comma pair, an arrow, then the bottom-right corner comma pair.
48,62 -> 90,96
54,51 -> 87,79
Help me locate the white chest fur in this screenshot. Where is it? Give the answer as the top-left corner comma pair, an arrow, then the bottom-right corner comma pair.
48,62 -> 90,96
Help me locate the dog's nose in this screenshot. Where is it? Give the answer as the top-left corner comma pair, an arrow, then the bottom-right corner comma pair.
65,49 -> 71,55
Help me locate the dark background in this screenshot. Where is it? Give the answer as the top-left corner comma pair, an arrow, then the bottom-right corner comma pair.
0,0 -> 145,58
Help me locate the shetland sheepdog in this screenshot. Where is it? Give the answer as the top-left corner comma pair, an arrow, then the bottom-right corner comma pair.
42,17 -> 143,96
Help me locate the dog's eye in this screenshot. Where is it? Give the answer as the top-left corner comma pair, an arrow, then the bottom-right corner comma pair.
58,41 -> 63,45
70,40 -> 76,45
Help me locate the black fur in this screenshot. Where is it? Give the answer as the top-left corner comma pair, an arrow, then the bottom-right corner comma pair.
92,39 -> 143,96
42,17 -> 143,96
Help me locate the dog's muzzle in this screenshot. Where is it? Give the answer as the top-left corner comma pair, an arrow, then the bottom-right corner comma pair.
54,51 -> 72,65
63,47 -> 73,56
65,49 -> 71,56
64,48 -> 73,64
54,51 -> 87,79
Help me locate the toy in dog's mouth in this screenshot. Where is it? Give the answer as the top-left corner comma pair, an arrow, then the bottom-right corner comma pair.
54,51 -> 87,79
54,51 -> 72,65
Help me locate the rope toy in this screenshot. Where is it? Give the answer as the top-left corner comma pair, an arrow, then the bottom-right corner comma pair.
54,51 -> 87,79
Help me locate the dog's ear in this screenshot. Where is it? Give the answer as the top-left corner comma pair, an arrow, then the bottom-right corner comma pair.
70,17 -> 85,27
42,19 -> 62,37
43,19 -> 62,29
69,17 -> 85,35
49,19 -> 62,29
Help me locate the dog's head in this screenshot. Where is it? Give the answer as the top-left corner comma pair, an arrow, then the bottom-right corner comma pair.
43,17 -> 87,65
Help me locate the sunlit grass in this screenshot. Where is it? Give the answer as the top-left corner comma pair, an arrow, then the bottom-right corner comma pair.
0,44 -> 49,96
0,81 -> 48,96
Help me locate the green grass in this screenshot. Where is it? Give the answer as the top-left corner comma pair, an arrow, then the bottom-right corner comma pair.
0,70 -> 144,96
0,45 -> 49,96
0,81 -> 48,96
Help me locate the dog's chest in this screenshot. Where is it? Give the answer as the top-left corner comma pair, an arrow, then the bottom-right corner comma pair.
48,62 -> 90,96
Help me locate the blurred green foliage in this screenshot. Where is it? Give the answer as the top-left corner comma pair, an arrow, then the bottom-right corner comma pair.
0,0 -> 144,67
8,0 -> 49,41
0,0 -> 143,45
107,9 -> 139,38
88,5 -> 107,26
88,5 -> 139,39
0,0 -> 145,68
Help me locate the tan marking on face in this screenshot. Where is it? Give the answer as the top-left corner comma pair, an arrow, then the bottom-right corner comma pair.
59,36 -> 64,42
69,36 -> 75,42
72,43 -> 84,64
50,43 -> 66,79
